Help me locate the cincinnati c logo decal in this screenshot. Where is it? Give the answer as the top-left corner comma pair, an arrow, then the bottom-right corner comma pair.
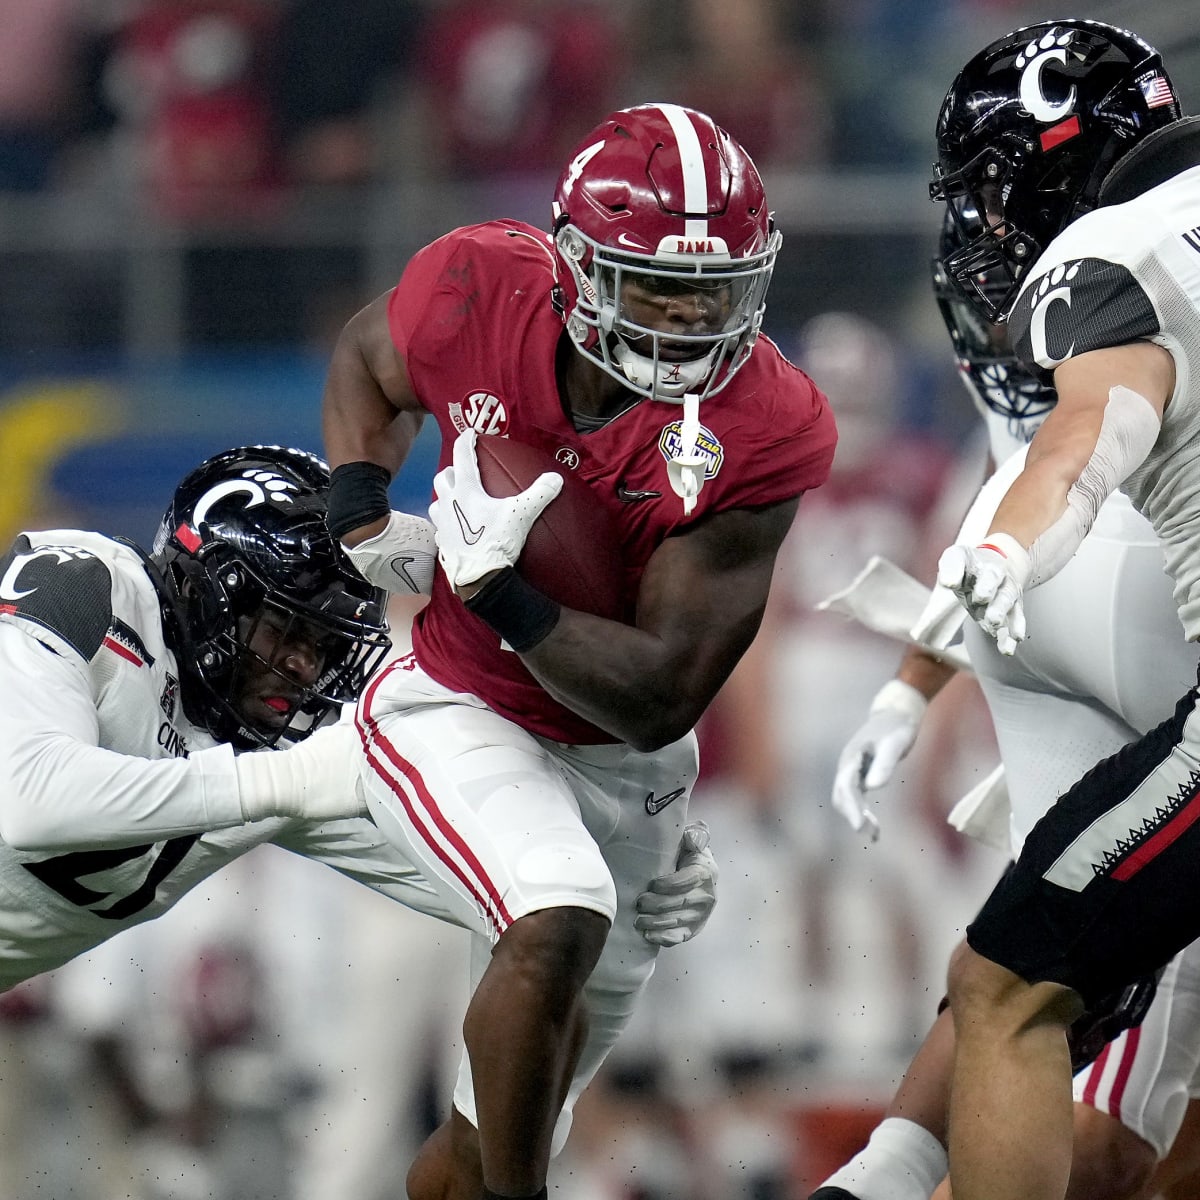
1016,28 -> 1077,123
193,470 -> 299,527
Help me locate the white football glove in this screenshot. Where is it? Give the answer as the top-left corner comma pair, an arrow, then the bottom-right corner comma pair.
343,510 -> 438,595
428,429 -> 563,588
937,533 -> 1031,656
634,821 -> 718,947
230,721 -> 366,823
832,679 -> 927,841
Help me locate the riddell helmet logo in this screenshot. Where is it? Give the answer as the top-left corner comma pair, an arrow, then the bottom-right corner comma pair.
1016,29 -> 1078,123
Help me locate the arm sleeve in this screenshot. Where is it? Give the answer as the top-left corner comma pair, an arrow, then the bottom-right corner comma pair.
271,817 -> 461,925
0,626 -> 245,852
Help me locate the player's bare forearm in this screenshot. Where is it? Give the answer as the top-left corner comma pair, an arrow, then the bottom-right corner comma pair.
519,499 -> 798,751
895,644 -> 959,702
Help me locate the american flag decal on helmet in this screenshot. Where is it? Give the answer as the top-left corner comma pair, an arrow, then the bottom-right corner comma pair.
1140,74 -> 1175,109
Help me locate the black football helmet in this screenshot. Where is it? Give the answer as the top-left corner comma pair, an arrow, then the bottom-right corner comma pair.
930,20 -> 1182,321
933,206 -> 1056,428
150,446 -> 390,750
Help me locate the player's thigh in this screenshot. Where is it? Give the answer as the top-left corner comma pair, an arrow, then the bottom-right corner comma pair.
549,733 -> 699,916
359,682 -> 616,940
546,733 -> 698,1033
542,733 -> 700,1147
967,686 -> 1200,1010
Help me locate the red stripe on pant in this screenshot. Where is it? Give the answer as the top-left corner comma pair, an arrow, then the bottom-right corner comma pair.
358,669 -> 513,935
1112,791 -> 1200,881
1080,1025 -> 1141,1118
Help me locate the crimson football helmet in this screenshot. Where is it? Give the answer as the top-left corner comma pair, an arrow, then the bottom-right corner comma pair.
551,103 -> 780,404
150,445 -> 390,749
930,20 -> 1181,322
933,207 -> 1056,428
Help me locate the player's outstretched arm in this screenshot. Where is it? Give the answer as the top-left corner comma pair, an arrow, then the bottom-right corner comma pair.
0,627 -> 367,853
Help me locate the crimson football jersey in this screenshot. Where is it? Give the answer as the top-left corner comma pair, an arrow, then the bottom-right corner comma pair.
388,220 -> 837,742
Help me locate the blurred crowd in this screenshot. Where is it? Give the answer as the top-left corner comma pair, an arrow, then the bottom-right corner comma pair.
0,0 -> 1015,201
0,1 -> 1060,1198
0,0 -> 1033,352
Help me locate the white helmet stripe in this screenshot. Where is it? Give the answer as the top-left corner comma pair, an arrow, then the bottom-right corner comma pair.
656,103 -> 709,240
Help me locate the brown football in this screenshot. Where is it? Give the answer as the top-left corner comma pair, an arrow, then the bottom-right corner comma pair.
473,434 -> 626,621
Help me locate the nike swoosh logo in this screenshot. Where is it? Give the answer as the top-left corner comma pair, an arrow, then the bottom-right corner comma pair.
645,787 -> 686,816
616,479 -> 661,504
453,500 -> 485,545
386,554 -> 419,594
616,232 -> 644,249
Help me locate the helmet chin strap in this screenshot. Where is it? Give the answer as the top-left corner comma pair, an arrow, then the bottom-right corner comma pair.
609,339 -> 710,513
666,392 -> 707,515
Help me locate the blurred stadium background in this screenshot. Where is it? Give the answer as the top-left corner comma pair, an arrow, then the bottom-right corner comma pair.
1,2 -> 1195,1198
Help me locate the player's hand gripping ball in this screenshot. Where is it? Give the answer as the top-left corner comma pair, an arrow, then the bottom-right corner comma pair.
431,430 -> 626,620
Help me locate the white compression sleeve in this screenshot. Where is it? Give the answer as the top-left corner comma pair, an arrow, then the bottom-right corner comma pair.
1026,384 -> 1161,586
343,510 -> 437,595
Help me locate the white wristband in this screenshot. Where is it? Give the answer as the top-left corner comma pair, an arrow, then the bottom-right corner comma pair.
344,510 -> 437,595
228,722 -> 366,823
869,678 -> 928,723
978,531 -> 1031,585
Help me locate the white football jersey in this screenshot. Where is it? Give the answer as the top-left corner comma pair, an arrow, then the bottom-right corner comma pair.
0,529 -> 450,991
1008,160 -> 1200,638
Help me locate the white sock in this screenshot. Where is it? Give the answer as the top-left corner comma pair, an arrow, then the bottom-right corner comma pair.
818,1117 -> 947,1200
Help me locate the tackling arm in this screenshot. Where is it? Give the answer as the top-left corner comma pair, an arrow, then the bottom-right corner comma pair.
0,628 -> 247,850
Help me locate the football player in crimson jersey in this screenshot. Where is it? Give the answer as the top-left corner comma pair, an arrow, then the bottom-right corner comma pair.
0,443 -> 717,1162
322,103 -> 836,1200
922,19 -> 1200,1200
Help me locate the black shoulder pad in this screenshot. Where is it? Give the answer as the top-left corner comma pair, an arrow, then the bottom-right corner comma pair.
0,535 -> 115,660
1009,258 -> 1160,369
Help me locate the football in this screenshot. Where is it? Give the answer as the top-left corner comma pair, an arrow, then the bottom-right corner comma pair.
473,434 -> 626,621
